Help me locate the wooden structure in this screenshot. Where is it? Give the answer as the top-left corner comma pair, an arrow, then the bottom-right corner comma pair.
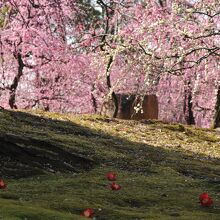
101,94 -> 158,120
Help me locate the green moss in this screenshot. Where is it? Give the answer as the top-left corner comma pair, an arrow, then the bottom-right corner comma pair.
0,199 -> 82,220
0,109 -> 220,219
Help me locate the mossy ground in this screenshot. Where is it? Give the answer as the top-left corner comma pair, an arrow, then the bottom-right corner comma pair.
0,109 -> 220,219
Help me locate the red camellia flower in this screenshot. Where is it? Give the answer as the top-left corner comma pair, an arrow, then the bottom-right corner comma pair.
81,208 -> 95,218
199,193 -> 213,207
0,178 -> 6,190
110,182 -> 121,191
106,172 -> 117,181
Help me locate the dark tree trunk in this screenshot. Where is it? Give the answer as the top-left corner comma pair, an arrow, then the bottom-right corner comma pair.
9,52 -> 24,109
157,0 -> 166,7
213,85 -> 220,128
105,55 -> 118,118
184,81 -> 195,125
186,93 -> 195,125
91,84 -> 97,113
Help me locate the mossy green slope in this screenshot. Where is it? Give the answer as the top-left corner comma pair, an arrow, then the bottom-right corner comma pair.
0,109 -> 219,219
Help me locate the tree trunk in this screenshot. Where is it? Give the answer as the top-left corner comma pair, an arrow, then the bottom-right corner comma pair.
183,81 -> 195,125
213,85 -> 220,128
91,84 -> 97,113
9,52 -> 24,109
105,55 -> 118,118
98,0 -> 118,117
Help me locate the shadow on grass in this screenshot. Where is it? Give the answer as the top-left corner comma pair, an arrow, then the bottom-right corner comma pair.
0,109 -> 219,182
0,109 -> 220,219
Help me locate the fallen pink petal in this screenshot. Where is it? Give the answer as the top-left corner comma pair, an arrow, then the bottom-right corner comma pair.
110,182 -> 121,191
106,172 -> 117,181
0,178 -> 7,190
199,193 -> 213,207
81,208 -> 95,218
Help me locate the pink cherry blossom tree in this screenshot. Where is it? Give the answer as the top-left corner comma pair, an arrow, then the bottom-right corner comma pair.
1,0 -> 220,127
0,0 -> 101,112
93,0 -> 220,127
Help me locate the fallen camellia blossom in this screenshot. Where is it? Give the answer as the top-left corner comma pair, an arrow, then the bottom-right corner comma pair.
199,193 -> 213,207
106,172 -> 117,181
81,208 -> 95,218
110,182 -> 121,191
0,178 -> 6,190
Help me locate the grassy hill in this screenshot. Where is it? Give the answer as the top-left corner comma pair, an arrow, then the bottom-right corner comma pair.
0,109 -> 220,220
